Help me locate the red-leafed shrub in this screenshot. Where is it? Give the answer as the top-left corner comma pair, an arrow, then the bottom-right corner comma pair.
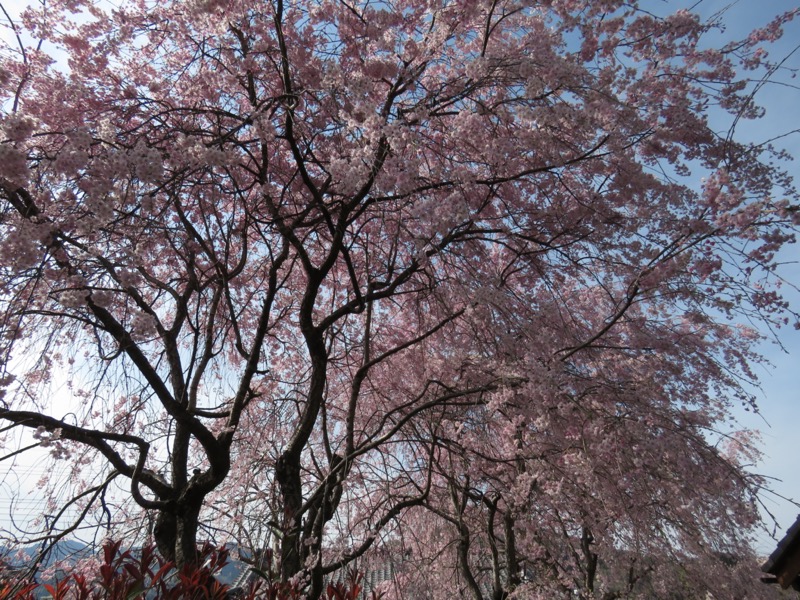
0,541 -> 379,600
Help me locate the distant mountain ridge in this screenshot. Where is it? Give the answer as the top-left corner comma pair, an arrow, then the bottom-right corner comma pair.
1,540 -> 248,586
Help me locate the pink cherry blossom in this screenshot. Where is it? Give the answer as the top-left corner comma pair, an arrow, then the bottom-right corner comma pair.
0,1 -> 797,598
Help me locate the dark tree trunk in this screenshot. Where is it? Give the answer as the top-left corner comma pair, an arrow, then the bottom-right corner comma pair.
276,453 -> 304,580
176,499 -> 203,567
504,511 -> 520,591
154,510 -> 178,563
151,496 -> 205,567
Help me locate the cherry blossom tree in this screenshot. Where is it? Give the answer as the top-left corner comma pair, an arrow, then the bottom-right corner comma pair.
1,0 -> 798,596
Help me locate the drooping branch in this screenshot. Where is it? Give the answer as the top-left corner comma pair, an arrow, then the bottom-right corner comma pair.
0,410 -> 169,507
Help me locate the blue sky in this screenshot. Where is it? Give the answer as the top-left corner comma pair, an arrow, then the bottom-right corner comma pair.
680,0 -> 800,551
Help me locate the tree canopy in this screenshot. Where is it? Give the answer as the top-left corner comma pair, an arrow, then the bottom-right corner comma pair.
0,0 -> 798,597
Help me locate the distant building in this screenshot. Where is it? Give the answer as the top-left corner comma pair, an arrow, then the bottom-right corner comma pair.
762,515 -> 800,590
